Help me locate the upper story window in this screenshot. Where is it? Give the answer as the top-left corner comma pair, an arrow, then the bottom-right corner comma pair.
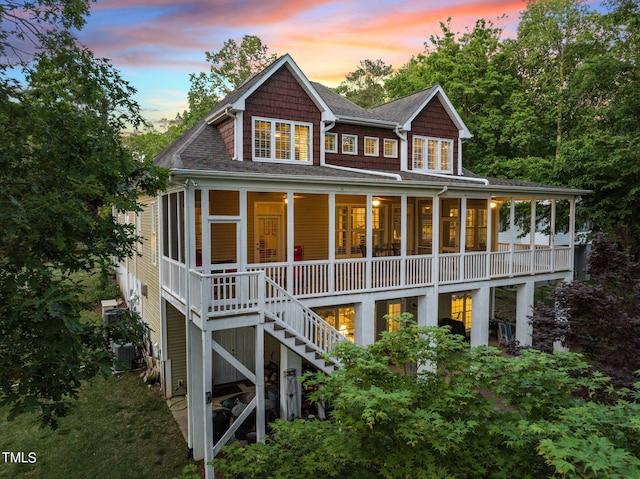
384,138 -> 398,158
325,132 -> 337,153
342,134 -> 358,155
364,137 -> 379,156
253,117 -> 312,163
412,136 -> 453,173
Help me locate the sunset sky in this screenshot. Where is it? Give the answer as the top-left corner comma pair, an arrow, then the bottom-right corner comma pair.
76,0 -> 602,127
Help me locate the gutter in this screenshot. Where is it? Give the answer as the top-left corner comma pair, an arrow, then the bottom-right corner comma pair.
410,170 -> 489,185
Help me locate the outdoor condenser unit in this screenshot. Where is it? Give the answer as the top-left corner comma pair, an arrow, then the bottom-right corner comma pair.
103,308 -> 138,371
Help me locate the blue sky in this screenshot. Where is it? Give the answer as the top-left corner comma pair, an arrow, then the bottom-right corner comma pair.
74,0 -> 603,128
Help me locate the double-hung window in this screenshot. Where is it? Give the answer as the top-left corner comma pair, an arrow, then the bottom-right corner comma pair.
412,136 -> 453,173
253,117 -> 312,163
384,138 -> 398,158
342,134 -> 358,155
364,137 -> 379,156
325,132 -> 337,153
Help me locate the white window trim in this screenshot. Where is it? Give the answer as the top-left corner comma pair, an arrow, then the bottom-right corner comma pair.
151,202 -> 157,265
412,135 -> 453,174
384,138 -> 398,158
342,134 -> 358,155
364,136 -> 379,157
325,132 -> 338,153
252,116 -> 313,164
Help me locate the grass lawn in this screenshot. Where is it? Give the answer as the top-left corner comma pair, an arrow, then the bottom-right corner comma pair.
0,371 -> 194,479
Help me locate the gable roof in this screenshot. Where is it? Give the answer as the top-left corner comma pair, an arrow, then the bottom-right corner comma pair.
204,54 -> 336,124
371,86 -> 472,138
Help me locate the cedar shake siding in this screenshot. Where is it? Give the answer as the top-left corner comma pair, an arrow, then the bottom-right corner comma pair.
243,65 -> 322,164
218,117 -> 235,160
326,123 -> 400,171
408,97 -> 460,174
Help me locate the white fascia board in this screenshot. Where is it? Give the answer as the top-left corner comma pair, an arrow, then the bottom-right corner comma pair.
402,86 -> 472,139
225,54 -> 336,122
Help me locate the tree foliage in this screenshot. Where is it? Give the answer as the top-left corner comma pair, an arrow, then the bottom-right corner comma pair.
334,59 -> 393,108
0,0 -> 168,427
183,35 -> 277,129
379,1 -> 640,253
216,318 -> 640,478
532,235 -> 640,388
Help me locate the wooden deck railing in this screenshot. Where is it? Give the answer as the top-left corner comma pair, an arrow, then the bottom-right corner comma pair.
164,246 -> 572,302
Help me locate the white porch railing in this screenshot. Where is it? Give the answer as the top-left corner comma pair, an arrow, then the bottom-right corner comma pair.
187,270 -> 344,356
165,246 -> 572,303
161,257 -> 187,301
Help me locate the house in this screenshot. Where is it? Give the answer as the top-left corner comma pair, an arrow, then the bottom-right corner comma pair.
116,54 -> 588,478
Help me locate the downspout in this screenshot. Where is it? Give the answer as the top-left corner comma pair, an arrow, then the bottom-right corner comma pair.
321,121 -> 403,181
395,125 -> 408,172
223,108 -> 240,161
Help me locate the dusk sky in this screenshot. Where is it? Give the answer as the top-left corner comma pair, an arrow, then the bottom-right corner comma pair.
76,0 -> 603,127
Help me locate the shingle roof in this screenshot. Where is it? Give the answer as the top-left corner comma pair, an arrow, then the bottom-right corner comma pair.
369,87 -> 437,124
310,82 -> 380,120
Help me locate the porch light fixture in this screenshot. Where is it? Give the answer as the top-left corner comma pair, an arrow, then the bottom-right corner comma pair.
372,198 -> 381,207
490,201 -> 498,209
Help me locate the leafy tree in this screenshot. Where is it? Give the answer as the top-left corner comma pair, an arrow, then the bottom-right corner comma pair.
385,18 -> 519,172
532,235 -> 640,388
507,0 -> 606,161
184,35 -> 277,128
216,317 -> 640,478
334,59 -> 393,108
0,0 -> 168,427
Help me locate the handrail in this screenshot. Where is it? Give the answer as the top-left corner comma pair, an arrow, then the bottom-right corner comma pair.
263,276 -> 345,357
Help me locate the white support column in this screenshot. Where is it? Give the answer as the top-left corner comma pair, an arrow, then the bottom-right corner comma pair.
286,191 -> 295,293
400,195 -> 407,285
255,322 -> 266,440
486,198 -> 493,277
509,198 -> 515,276
188,322 -> 205,461
470,287 -> 490,347
459,197 -> 467,280
365,194 -> 373,290
516,281 -> 535,346
328,193 -> 336,293
417,289 -> 437,327
530,199 -> 537,274
355,299 -> 376,345
202,330 -> 214,479
279,345 -> 302,420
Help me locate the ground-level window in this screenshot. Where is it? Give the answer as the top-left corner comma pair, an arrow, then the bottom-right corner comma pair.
451,293 -> 472,331
316,305 -> 355,342
387,301 -> 403,332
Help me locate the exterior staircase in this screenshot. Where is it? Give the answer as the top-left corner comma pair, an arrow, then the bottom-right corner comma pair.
261,276 -> 343,375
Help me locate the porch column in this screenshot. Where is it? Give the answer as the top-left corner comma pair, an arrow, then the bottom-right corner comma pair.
328,193 -> 336,293
279,345 -> 302,420
188,321 -> 205,461
202,329 -> 214,479
416,289 -> 437,327
516,281 -> 535,346
470,287 -> 490,347
355,299 -> 376,345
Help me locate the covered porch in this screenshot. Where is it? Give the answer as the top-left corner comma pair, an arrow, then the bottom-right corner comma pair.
160,186 -> 577,303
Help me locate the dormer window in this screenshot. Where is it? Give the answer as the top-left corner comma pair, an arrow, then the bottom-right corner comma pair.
412,136 -> 453,173
253,117 -> 312,163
